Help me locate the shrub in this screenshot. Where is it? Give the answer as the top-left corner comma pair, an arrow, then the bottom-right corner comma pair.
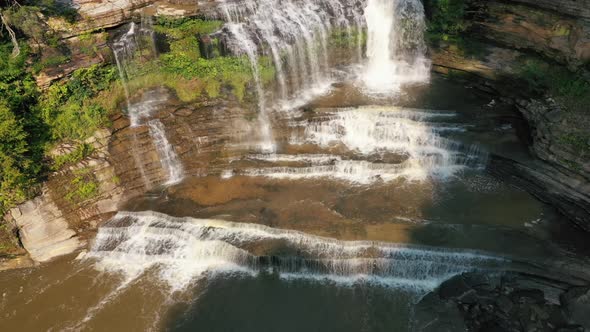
0,99 -> 36,212
154,17 -> 223,37
426,0 -> 467,42
65,168 -> 99,203
329,27 -> 367,48
51,143 -> 95,171
519,58 -> 590,113
39,64 -> 118,140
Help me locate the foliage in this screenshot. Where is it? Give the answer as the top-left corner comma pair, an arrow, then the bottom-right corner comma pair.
154,16 -> 275,100
560,133 -> 590,154
2,5 -> 48,45
159,53 -> 270,99
519,58 -> 590,113
51,143 -> 95,170
0,41 -> 43,214
329,28 -> 367,48
35,0 -> 79,23
0,99 -> 37,212
154,17 -> 223,38
39,64 -> 118,140
31,53 -> 69,73
65,168 -> 99,203
0,221 -> 20,256
426,0 -> 467,42
0,43 -> 38,113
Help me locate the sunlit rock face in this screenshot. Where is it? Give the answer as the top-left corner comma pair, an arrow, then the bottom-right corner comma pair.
70,0 -> 204,33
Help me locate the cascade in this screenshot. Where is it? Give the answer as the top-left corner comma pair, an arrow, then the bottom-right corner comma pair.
221,0 -> 365,149
225,23 -> 276,152
111,17 -> 157,108
87,211 -> 504,291
112,22 -> 184,185
362,0 -> 430,93
239,107 -> 486,183
147,120 -> 185,185
219,0 -> 431,150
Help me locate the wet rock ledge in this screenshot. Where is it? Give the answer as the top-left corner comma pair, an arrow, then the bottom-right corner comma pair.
415,272 -> 590,332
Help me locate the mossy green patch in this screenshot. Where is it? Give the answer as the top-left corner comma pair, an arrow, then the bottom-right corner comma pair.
518,58 -> 590,114
329,28 -> 367,48
39,64 -> 119,141
65,167 -> 99,203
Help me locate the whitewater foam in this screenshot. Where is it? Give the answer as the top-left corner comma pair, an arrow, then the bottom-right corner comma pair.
240,107 -> 485,183
147,120 -> 184,185
362,0 -> 430,94
87,211 -> 505,292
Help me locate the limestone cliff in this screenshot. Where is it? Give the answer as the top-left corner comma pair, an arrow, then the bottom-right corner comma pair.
1,91 -> 256,267
4,129 -> 124,263
427,0 -> 590,231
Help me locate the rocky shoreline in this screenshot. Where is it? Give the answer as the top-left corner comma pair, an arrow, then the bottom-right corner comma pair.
416,271 -> 590,332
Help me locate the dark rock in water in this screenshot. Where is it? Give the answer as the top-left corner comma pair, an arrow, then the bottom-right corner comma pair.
412,292 -> 467,332
439,274 -> 474,301
510,289 -> 546,305
418,272 -> 590,332
496,295 -> 514,314
260,207 -> 278,227
331,82 -> 345,88
356,153 -> 410,164
561,287 -> 590,330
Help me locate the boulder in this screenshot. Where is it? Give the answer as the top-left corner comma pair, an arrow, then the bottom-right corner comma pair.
12,196 -> 84,262
561,287 -> 590,330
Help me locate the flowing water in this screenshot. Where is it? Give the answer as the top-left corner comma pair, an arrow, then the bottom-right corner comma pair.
113,25 -> 184,186
1,0 -> 588,331
362,0 -> 430,93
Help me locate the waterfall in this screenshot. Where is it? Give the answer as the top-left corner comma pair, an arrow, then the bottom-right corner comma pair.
218,0 -> 431,150
112,23 -> 184,186
221,0 -> 366,149
222,0 -> 364,102
147,120 -> 184,185
87,211 -> 504,292
225,23 -> 276,153
126,92 -> 184,185
112,17 -> 157,108
238,106 -> 486,183
362,0 -> 430,93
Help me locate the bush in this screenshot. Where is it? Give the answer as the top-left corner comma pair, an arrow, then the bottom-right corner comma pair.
0,100 -> 36,212
0,41 -> 43,213
154,17 -> 223,37
426,0 -> 467,42
152,17 -> 275,100
65,168 -> 99,203
329,27 -> 367,48
519,58 -> 590,113
39,64 -> 118,140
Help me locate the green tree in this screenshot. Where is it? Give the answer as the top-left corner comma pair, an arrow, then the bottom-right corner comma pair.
0,99 -> 34,211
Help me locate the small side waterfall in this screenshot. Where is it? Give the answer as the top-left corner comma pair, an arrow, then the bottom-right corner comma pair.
225,23 -> 276,152
362,0 -> 430,93
147,120 -> 184,185
112,22 -> 184,186
87,211 -> 504,291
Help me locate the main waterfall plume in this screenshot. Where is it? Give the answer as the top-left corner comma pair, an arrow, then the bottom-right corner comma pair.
219,0 -> 430,150
362,0 -> 430,93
